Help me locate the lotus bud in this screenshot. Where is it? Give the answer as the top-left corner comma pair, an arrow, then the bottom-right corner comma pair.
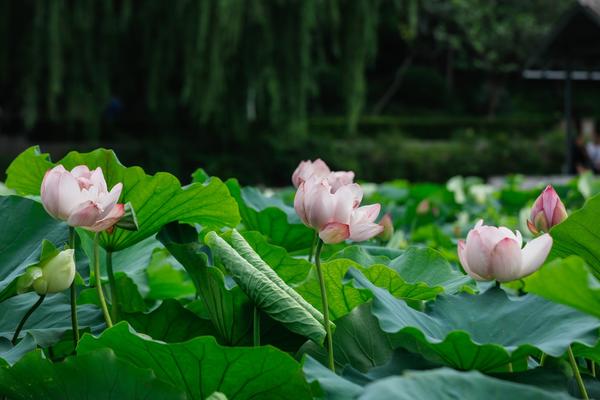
457,220 -> 552,282
377,213 -> 394,241
416,199 -> 430,215
18,249 -> 76,295
527,185 -> 568,235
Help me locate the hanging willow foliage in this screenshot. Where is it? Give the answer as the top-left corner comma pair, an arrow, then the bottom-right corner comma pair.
0,1 -> 389,139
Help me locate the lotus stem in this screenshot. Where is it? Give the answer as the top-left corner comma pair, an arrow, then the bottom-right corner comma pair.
568,346 -> 589,399
12,294 -> 45,345
94,233 -> 113,328
106,250 -> 119,322
253,306 -> 260,346
315,239 -> 335,371
68,227 -> 80,348
308,231 -> 317,263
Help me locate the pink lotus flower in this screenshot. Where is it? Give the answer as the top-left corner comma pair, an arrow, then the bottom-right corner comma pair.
458,220 -> 553,282
292,159 -> 354,193
294,176 -> 383,244
41,165 -> 125,232
527,185 -> 568,235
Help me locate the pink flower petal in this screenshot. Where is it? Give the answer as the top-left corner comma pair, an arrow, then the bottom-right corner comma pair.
332,184 -> 362,224
294,183 -> 309,225
458,239 -> 485,281
41,168 -> 63,218
349,222 -> 383,242
66,201 -> 102,227
476,225 -> 517,250
56,170 -> 85,219
306,180 -> 336,229
99,182 -> 123,211
291,159 -> 331,188
327,171 -> 355,192
465,229 -> 492,280
350,204 -> 381,225
489,237 -> 522,282
319,222 -> 350,244
87,203 -> 126,232
90,167 -> 108,193
520,233 -> 553,277
70,165 -> 91,179
541,185 -> 559,226
551,201 -> 568,226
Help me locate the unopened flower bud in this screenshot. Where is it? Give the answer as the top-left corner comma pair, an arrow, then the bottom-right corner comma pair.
18,249 -> 76,295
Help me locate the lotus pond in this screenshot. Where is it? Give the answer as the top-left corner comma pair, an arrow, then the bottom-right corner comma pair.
1,146 -> 600,399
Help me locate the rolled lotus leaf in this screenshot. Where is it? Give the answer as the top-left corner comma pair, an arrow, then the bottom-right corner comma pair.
205,231 -> 327,344
230,229 -> 326,325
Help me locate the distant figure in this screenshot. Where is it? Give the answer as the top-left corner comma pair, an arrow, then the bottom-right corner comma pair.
573,129 -> 594,174
586,129 -> 600,173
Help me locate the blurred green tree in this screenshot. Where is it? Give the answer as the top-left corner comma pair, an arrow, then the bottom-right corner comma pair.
0,0 -> 573,140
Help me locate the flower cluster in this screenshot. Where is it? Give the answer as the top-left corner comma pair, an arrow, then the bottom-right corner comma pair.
31,164 -> 127,295
458,185 -> 566,282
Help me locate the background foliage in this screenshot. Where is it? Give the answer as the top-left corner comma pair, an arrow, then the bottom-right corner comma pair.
0,0 -> 595,184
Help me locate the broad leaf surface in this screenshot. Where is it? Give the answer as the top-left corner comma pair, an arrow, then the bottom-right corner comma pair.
240,231 -> 312,285
524,256 -> 600,319
550,192 -> 600,276
77,323 -> 312,400
206,231 -> 326,344
123,299 -> 217,342
0,334 -> 37,365
359,369 -> 573,400
0,293 -> 103,347
304,361 -> 571,400
388,247 -> 473,293
0,348 -> 185,399
146,249 -> 196,300
6,146 -> 240,251
328,246 -> 472,295
158,223 -> 252,345
228,230 -> 325,325
226,179 -> 313,251
299,303 -> 394,372
347,268 -> 600,372
0,196 -> 67,299
295,259 -> 444,320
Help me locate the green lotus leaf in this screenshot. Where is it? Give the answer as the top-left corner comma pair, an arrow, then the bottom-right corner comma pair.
0,348 -> 185,399
0,196 -> 68,301
304,360 -> 572,400
6,146 -> 240,251
550,192 -> 600,277
77,322 -> 312,400
524,256 -> 600,319
0,292 -> 103,348
226,179 -> 313,252
359,368 -> 573,400
346,268 -> 600,372
158,223 -> 252,345
206,231 -> 326,344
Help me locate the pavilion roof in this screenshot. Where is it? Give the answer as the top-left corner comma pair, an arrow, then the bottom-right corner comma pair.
527,0 -> 600,70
